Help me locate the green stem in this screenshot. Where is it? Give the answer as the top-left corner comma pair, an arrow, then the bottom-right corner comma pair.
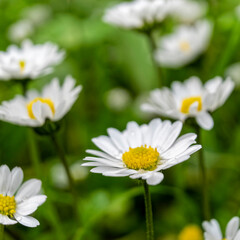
146,31 -> 164,87
196,126 -> 210,220
49,132 -> 79,221
142,180 -> 154,240
0,225 -> 4,240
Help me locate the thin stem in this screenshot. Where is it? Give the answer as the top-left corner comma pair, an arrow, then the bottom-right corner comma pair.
49,132 -> 79,221
196,126 -> 210,220
146,31 -> 164,87
0,225 -> 4,240
142,180 -> 154,240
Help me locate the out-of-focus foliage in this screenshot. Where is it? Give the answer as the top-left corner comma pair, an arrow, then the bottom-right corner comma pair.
0,0 -> 240,239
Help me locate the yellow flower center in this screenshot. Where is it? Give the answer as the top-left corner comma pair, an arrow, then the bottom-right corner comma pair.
27,97 -> 55,119
0,194 -> 16,217
180,96 -> 202,114
178,225 -> 203,240
179,41 -> 191,52
19,60 -> 25,73
122,145 -> 160,171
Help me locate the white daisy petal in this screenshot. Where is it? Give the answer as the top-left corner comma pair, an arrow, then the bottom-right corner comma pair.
226,217 -> 240,240
7,167 -> 24,196
0,214 -> 17,225
14,214 -> 40,228
0,165 -> 11,195
145,172 -> 164,185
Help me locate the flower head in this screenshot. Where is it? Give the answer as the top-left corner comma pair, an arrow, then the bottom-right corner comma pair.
179,224 -> 203,240
0,40 -> 65,80
154,20 -> 212,68
0,75 -> 82,127
103,0 -> 170,31
142,76 -> 234,130
83,118 -> 201,185
203,217 -> 240,240
0,165 -> 46,227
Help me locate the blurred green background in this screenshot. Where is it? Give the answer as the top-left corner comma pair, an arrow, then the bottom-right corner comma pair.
0,0 -> 240,239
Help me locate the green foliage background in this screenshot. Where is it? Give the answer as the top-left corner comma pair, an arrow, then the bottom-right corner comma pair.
0,0 -> 240,239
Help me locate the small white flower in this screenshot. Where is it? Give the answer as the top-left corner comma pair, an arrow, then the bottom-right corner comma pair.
51,162 -> 89,189
0,40 -> 65,80
8,20 -> 34,43
0,75 -> 82,127
103,0 -> 170,30
203,217 -> 240,240
226,62 -> 240,87
169,0 -> 207,23
154,20 -> 212,68
83,118 -> 201,185
0,165 -> 46,227
141,76 -> 234,130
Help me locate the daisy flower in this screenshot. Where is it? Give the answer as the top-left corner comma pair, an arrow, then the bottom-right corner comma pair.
178,224 -> 203,240
141,76 -> 234,130
0,165 -> 46,227
154,20 -> 212,68
0,39 -> 65,81
83,118 -> 201,185
169,0 -> 207,23
103,0 -> 170,31
0,75 -> 82,127
203,217 -> 240,240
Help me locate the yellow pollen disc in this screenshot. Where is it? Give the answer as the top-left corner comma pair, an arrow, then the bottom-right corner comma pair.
223,239 -> 227,240
179,41 -> 191,52
0,194 -> 16,217
19,60 -> 25,73
180,96 -> 202,114
27,97 -> 55,119
178,225 -> 203,240
122,145 -> 160,171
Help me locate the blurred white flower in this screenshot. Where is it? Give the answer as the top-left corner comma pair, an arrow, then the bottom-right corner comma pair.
105,87 -> 131,112
0,40 -> 65,80
226,62 -> 240,87
51,161 -> 89,189
236,5 -> 240,20
8,19 -> 34,43
169,0 -> 207,23
154,20 -> 212,68
21,4 -> 52,26
203,217 -> 240,240
0,76 -> 82,127
141,76 -> 234,130
103,0 -> 170,30
0,165 -> 46,227
83,118 -> 201,185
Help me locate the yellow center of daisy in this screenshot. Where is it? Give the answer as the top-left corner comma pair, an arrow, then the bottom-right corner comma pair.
179,41 -> 191,52
19,60 -> 26,73
180,96 -> 202,114
27,97 -> 55,119
0,194 -> 16,217
178,225 -> 203,240
122,145 -> 160,171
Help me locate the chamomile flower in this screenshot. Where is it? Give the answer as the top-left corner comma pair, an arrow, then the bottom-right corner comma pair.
0,40 -> 65,81
103,0 -> 170,31
0,75 -> 82,127
169,0 -> 207,23
0,165 -> 46,227
203,217 -> 240,240
141,76 -> 234,130
154,20 -> 212,68
83,118 -> 201,185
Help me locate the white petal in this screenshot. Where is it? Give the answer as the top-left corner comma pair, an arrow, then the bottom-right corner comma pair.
15,179 -> 42,201
7,167 -> 24,196
0,214 -> 17,225
145,172 -> 164,185
125,121 -> 142,148
107,128 -> 129,152
196,112 -> 214,130
14,213 -> 40,228
0,165 -> 11,195
226,217 -> 239,240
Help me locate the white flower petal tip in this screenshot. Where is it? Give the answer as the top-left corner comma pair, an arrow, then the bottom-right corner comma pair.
0,165 -> 46,227
203,217 -> 240,240
0,39 -> 65,80
142,76 -> 232,130
0,75 -> 82,127
154,20 -> 212,68
84,118 -> 200,185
